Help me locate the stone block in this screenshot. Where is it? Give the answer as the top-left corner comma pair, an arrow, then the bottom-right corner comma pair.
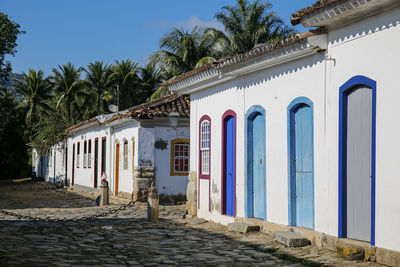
227,222 -> 260,233
134,177 -> 152,190
189,218 -> 207,225
376,247 -> 400,266
185,202 -> 197,217
274,231 -> 311,247
336,239 -> 364,260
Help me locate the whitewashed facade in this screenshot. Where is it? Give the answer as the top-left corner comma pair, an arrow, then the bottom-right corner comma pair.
33,94 -> 190,198
166,0 -> 400,256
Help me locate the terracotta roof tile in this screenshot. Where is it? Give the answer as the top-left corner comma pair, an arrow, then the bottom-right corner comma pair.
291,0 -> 341,25
66,94 -> 190,133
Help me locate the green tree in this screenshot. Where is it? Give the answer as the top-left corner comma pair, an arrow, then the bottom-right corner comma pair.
140,63 -> 166,101
207,0 -> 295,55
110,59 -> 141,110
12,69 -> 52,128
83,61 -> 113,115
50,63 -> 86,124
149,27 -> 221,78
0,12 -> 24,85
0,86 -> 29,179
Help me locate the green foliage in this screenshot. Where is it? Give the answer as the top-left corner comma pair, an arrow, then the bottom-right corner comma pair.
31,111 -> 69,157
150,86 -> 169,100
12,69 -> 52,128
0,12 -> 24,85
149,27 -> 220,78
83,61 -> 114,115
208,0 -> 295,55
0,86 -> 30,179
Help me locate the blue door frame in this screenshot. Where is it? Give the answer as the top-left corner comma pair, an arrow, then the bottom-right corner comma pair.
245,105 -> 267,220
222,110 -> 236,216
338,75 -> 376,245
287,97 -> 315,229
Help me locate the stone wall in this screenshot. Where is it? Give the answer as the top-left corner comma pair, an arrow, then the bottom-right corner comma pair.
185,171 -> 197,218
133,167 -> 155,202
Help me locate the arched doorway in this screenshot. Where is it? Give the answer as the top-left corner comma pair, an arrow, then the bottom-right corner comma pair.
246,106 -> 266,220
288,97 -> 314,229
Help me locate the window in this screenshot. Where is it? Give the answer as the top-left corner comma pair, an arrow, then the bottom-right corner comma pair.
199,115 -> 211,179
170,138 -> 189,176
50,150 -> 53,167
123,140 -> 128,170
83,140 -> 87,168
77,142 -> 80,168
88,139 -> 92,168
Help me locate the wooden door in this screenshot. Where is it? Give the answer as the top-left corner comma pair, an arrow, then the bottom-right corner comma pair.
94,139 -> 98,188
248,112 -> 266,220
346,86 -> 372,242
224,116 -> 235,216
290,103 -> 314,229
115,143 -> 120,195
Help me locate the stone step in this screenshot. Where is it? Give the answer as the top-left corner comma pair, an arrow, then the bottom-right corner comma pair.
227,222 -> 260,233
336,238 -> 375,261
274,231 -> 311,247
189,218 -> 207,225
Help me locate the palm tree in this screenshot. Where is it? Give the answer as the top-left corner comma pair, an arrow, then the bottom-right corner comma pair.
110,59 -> 141,109
12,69 -> 52,127
50,63 -> 86,124
83,61 -> 113,115
140,63 -> 166,101
149,27 -> 221,78
207,0 -> 295,55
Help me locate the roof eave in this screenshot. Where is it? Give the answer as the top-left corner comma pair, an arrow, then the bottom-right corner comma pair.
298,0 -> 400,29
169,35 -> 326,94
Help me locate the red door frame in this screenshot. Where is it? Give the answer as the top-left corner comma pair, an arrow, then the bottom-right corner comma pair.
94,138 -> 99,188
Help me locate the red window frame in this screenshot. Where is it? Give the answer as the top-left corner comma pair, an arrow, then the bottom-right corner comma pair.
199,115 -> 211,179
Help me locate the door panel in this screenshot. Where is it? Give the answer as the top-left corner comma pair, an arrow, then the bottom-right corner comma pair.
346,86 -> 372,242
94,139 -> 98,188
225,116 -> 235,216
115,143 -> 120,195
291,104 -> 314,229
252,113 -> 266,219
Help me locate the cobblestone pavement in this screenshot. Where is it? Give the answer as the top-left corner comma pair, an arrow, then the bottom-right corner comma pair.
0,180 -> 382,266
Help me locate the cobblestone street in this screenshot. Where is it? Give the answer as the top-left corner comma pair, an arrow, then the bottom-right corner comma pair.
0,180 -> 382,266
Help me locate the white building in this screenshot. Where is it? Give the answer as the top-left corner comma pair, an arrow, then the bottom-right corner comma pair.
33,94 -> 190,200
164,0 -> 400,262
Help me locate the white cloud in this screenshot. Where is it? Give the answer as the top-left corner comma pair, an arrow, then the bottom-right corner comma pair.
177,15 -> 224,31
141,15 -> 224,31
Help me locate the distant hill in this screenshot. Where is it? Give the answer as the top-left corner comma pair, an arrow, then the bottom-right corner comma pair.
3,73 -> 23,91
3,73 -> 24,100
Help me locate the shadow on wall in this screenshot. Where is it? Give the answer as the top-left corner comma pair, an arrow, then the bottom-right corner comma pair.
192,53 -> 325,102
328,9 -> 400,45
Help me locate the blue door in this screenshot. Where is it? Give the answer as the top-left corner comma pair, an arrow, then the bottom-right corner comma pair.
248,112 -> 266,220
289,103 -> 314,229
225,116 -> 235,216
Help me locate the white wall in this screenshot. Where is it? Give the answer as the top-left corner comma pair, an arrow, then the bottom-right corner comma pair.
112,121 -> 139,194
190,6 -> 400,252
67,125 -> 108,189
154,126 -> 190,195
327,7 -> 400,251
191,53 -> 326,226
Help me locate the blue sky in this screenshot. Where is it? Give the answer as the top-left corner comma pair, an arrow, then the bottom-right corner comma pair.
2,0 -> 313,75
